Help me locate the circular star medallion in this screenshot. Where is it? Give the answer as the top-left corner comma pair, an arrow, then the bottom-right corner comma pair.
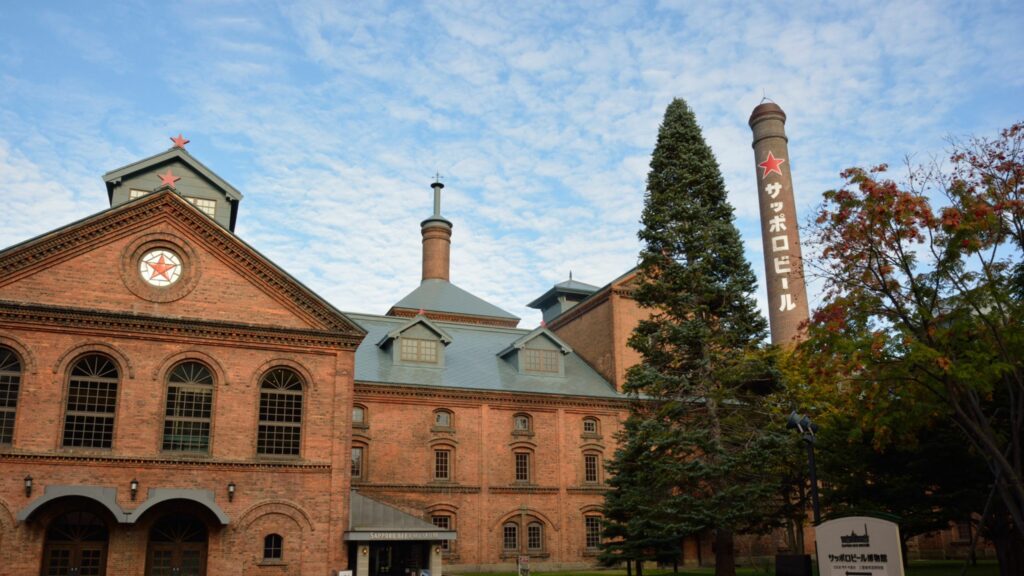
139,249 -> 182,287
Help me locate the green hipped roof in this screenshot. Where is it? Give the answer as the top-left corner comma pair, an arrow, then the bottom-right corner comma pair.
347,312 -> 622,399
390,279 -> 519,321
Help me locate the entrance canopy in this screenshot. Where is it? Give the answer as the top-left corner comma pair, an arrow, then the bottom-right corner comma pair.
344,490 -> 456,542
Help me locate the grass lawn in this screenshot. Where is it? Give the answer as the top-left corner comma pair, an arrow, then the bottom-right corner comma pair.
457,559 -> 1000,576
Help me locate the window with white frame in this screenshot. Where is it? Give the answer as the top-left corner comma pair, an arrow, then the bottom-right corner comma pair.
185,196 -> 216,218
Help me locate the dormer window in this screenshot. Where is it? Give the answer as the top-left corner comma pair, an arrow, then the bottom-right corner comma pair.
129,189 -> 150,200
401,338 -> 438,363
185,196 -> 217,218
497,327 -> 572,376
378,315 -> 453,368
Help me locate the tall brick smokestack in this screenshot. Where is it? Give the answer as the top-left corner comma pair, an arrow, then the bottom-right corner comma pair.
749,102 -> 810,345
421,180 -> 453,282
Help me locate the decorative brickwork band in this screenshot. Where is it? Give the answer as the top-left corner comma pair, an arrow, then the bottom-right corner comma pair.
749,102 -> 810,345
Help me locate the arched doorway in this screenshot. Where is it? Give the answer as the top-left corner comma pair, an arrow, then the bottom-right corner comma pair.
145,514 -> 208,576
41,510 -> 109,576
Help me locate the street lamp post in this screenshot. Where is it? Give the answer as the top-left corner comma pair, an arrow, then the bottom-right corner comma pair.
787,411 -> 821,524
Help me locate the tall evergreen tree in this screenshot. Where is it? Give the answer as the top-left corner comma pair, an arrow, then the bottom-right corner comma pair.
603,98 -> 783,576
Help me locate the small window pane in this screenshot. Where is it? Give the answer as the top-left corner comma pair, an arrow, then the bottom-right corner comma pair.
514,415 -> 531,432
185,197 -> 217,218
0,347 -> 22,445
585,454 -> 599,483
503,523 -> 518,551
527,523 -> 543,551
400,338 -> 438,363
515,452 -> 530,482
264,533 -> 283,560
435,449 -> 450,480
583,418 -> 598,434
523,348 -> 559,373
435,410 -> 451,427
352,447 -> 364,479
129,189 -> 149,200
585,516 -> 602,549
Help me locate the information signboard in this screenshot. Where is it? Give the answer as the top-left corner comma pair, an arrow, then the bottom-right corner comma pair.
816,517 -> 905,576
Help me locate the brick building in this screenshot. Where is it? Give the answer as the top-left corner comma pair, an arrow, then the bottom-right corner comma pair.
0,144 -> 634,576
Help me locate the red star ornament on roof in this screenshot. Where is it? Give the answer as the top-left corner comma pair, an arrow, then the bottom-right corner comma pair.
758,151 -> 786,179
158,169 -> 181,189
170,134 -> 190,148
147,254 -> 177,281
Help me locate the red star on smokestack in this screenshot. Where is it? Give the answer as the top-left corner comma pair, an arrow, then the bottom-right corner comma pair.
170,134 -> 190,148
758,151 -> 786,178
158,169 -> 181,189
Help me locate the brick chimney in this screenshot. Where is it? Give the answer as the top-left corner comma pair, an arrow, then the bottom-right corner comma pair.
421,180 -> 453,282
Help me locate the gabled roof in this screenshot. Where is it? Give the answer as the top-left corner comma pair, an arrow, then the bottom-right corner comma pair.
496,326 -> 573,358
0,190 -> 366,340
526,278 -> 600,309
347,312 -> 621,398
389,279 -> 519,322
103,147 -> 244,202
377,314 -> 454,348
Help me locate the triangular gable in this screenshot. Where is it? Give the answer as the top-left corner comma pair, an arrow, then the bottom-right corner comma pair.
497,326 -> 573,358
376,314 -> 453,348
0,190 -> 364,338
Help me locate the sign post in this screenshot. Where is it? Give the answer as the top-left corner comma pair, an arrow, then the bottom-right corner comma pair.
816,517 -> 905,576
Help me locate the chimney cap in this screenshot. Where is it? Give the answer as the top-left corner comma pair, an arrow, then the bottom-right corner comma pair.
749,102 -> 786,127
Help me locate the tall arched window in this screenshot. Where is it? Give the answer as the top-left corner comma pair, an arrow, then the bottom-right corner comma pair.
263,533 -> 283,561
163,361 -> 214,452
0,346 -> 22,445
502,522 -> 518,552
63,354 -> 119,448
257,368 -> 304,456
527,522 -> 544,551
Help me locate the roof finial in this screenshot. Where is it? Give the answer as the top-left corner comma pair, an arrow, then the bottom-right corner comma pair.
759,89 -> 775,104
569,270 -> 573,281
430,174 -> 445,217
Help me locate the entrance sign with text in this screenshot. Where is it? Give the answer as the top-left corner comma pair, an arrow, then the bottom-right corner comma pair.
816,517 -> 905,576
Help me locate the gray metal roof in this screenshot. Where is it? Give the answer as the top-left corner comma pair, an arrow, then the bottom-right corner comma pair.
496,326 -> 573,358
348,490 -> 445,533
391,279 -> 519,321
526,278 -> 600,309
347,312 -> 622,398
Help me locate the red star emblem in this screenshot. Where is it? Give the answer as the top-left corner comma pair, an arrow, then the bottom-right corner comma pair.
170,133 -> 190,148
158,169 -> 181,188
147,255 -> 177,281
758,151 -> 786,178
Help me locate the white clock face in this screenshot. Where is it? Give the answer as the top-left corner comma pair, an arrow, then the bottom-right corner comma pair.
139,249 -> 182,287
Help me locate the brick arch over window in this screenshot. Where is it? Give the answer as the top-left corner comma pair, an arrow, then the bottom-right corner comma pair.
491,508 -> 559,532
0,335 -> 36,374
52,342 -> 133,379
151,350 -> 228,385
238,500 -> 315,532
249,358 -> 316,392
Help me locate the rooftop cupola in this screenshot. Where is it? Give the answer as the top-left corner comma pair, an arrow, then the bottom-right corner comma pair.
421,179 -> 453,282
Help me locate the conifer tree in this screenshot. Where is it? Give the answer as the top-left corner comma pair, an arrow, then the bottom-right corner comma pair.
603,98 -> 783,576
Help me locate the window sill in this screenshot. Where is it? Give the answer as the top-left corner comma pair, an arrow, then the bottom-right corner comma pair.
258,560 -> 287,567
500,552 -> 550,559
580,433 -> 603,441
353,423 -> 369,430
583,549 -> 601,557
511,430 -> 535,438
431,426 -> 455,434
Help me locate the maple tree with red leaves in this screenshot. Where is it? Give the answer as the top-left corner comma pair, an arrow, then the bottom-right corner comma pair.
797,122 -> 1024,573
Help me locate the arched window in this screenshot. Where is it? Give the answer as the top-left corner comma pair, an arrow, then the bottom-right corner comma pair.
163,361 -> 214,452
352,404 -> 367,427
263,533 -> 283,560
512,413 -> 532,433
527,522 -> 544,551
63,354 -> 119,448
352,445 -> 366,480
502,522 -> 518,552
434,409 -> 453,429
257,368 -> 303,456
582,417 -> 599,435
0,346 -> 22,445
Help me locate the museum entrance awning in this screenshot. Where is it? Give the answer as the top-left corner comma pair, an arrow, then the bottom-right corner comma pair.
344,490 -> 456,541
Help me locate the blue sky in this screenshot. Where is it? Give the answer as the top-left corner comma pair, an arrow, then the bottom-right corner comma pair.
1,1 -> 1022,326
